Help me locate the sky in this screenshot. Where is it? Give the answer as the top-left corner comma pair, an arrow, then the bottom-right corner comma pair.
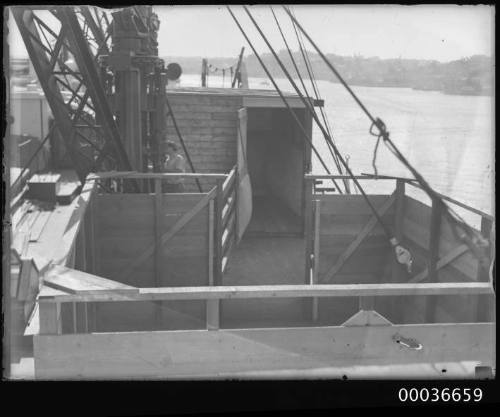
8,5 -> 494,62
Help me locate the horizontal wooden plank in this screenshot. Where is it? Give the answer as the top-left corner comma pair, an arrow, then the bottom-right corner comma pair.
33,323 -> 494,379
307,174 -> 400,180
318,195 -> 395,215
406,182 -> 494,220
89,172 -> 229,181
42,265 -> 138,295
38,282 -> 493,303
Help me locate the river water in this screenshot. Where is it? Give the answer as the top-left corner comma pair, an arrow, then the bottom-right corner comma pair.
179,74 -> 494,218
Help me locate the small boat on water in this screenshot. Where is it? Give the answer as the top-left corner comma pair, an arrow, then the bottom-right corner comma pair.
6,5 -> 495,380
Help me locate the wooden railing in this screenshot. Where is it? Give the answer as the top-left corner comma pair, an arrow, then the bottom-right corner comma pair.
304,174 -> 495,323
38,280 -> 492,334
219,166 -> 238,278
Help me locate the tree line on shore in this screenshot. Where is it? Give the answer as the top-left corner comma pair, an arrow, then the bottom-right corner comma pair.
164,51 -> 493,96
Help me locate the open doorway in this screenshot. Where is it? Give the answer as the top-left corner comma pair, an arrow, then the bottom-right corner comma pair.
244,108 -> 306,237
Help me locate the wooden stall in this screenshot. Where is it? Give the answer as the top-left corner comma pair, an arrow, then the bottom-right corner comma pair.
19,171 -> 493,379
305,175 -> 496,326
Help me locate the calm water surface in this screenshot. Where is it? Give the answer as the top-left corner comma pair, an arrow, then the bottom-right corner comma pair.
179,74 -> 494,216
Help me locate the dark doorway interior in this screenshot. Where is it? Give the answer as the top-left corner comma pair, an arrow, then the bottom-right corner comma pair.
245,108 -> 305,237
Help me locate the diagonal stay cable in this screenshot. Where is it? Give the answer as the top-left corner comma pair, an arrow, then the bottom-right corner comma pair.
270,5 -> 347,194
226,6 -> 342,193
287,6 -> 349,193
283,5 -> 489,258
226,6 -> 337,192
242,5 -> 395,237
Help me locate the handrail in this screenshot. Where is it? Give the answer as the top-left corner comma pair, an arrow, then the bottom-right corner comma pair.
88,171 -> 229,181
305,174 -> 406,180
406,181 -> 494,221
305,174 -> 494,221
38,282 -> 493,303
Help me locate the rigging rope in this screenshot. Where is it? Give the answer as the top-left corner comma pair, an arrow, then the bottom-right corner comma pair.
270,6 -> 347,193
288,7 -> 350,193
241,5 -> 415,272
241,6 -> 396,237
226,6 -> 342,193
283,5 -> 490,266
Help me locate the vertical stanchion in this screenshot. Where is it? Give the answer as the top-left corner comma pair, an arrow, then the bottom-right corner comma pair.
234,168 -> 239,243
207,199 -> 219,330
476,216 -> 493,321
426,197 -> 443,323
312,199 -> 321,322
72,302 -> 77,333
389,179 -> 406,316
304,178 -> 313,285
154,178 -> 162,327
214,179 -> 224,285
84,303 -> 89,333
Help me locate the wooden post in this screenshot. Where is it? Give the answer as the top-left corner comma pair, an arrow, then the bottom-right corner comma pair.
207,200 -> 219,330
91,304 -> 97,332
426,197 -> 443,323
477,217 -> 493,282
391,180 -> 406,281
214,179 -> 224,285
390,179 -> 406,316
39,301 -> 62,335
477,216 -> 493,321
312,199 -> 321,322
154,179 -> 162,327
304,178 -> 313,285
90,190 -> 99,275
72,302 -> 77,333
208,199 -> 215,286
85,189 -> 96,274
84,303 -> 89,333
234,169 -> 239,242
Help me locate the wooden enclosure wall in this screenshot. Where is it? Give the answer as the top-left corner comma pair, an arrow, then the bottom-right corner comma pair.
397,195 -> 495,324
92,192 -> 211,331
313,194 -> 396,325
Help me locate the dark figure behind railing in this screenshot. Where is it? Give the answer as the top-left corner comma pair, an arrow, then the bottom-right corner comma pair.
162,141 -> 186,193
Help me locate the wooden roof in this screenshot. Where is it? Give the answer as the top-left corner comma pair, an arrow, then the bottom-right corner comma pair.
167,87 -> 323,108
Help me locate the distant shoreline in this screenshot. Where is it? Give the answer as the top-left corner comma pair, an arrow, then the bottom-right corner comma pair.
179,72 -> 493,97
167,52 -> 494,98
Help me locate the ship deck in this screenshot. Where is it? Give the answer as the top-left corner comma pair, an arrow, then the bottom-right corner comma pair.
8,171 -> 495,379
